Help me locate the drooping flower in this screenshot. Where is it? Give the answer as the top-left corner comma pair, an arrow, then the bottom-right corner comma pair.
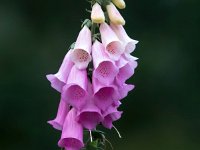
48,98 -> 70,130
62,65 -> 88,109
110,23 -> 139,53
106,2 -> 125,25
92,40 -> 118,85
77,82 -> 103,130
116,54 -> 138,84
46,50 -> 74,92
93,77 -> 118,111
102,105 -> 123,129
91,3 -> 105,23
70,26 -> 92,70
114,78 -> 135,100
58,108 -> 84,150
100,23 -> 123,61
112,0 -> 126,9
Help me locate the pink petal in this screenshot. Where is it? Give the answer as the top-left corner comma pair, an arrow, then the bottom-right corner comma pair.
58,108 -> 84,150
92,40 -> 118,85
77,82 -> 103,130
70,26 -> 92,69
93,77 -> 118,111
48,99 -> 70,130
46,50 -> 74,92
62,66 -> 88,109
110,23 -> 138,53
100,23 -> 123,61
116,55 -> 138,83
102,105 -> 122,129
115,79 -> 135,100
112,100 -> 122,107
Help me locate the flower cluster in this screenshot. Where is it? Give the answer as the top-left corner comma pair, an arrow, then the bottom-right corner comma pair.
46,0 -> 138,149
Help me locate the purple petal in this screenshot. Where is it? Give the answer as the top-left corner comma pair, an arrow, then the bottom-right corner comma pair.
115,79 -> 135,100
102,106 -> 122,129
46,50 -> 74,92
92,41 -> 118,85
48,99 -> 69,130
62,66 -> 88,109
116,55 -> 138,83
93,77 -> 118,111
77,82 -> 103,130
58,108 -> 84,150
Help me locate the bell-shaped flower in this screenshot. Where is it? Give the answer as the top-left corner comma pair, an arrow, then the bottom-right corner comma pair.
106,3 -> 125,25
91,3 -> 105,24
77,82 -> 103,130
46,50 -> 74,92
100,23 -> 123,61
92,40 -> 118,85
102,105 -> 123,129
70,26 -> 92,69
58,108 -> 84,150
62,65 -> 88,109
116,55 -> 138,84
110,24 -> 138,53
114,78 -> 135,100
112,0 -> 126,9
48,98 -> 69,131
93,77 -> 118,111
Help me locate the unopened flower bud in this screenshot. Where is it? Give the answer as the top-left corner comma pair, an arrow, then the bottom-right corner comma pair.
112,0 -> 126,9
91,3 -> 105,23
106,3 -> 125,25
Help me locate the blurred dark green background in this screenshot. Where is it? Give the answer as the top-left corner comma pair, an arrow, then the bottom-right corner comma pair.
0,0 -> 200,150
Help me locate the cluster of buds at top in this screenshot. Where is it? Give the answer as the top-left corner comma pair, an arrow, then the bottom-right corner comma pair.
46,0 -> 138,150
91,0 -> 126,25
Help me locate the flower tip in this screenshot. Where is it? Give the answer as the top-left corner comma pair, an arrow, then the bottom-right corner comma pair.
112,0 -> 126,9
107,3 -> 126,26
91,2 -> 105,24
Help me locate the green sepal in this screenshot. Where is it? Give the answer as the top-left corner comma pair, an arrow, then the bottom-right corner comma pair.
81,19 -> 92,28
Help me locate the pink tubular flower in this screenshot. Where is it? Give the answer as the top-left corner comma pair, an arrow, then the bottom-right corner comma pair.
100,23 -> 123,61
93,77 -> 118,111
70,26 -> 92,70
77,82 -> 102,130
58,108 -> 84,150
91,3 -> 105,23
102,105 -> 123,129
46,50 -> 74,92
48,99 -> 70,131
106,3 -> 125,25
110,23 -> 138,53
62,65 -> 88,109
116,55 -> 138,84
92,40 -> 118,85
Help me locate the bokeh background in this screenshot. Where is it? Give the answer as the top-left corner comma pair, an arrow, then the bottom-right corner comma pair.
0,0 -> 200,150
